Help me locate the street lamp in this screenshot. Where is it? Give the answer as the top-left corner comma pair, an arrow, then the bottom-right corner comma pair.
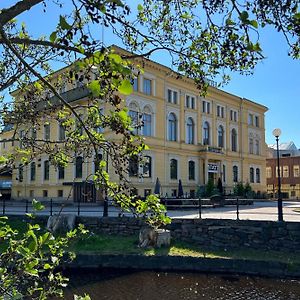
272,128 -> 283,221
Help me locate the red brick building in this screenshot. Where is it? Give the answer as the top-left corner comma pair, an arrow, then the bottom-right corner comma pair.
266,156 -> 300,199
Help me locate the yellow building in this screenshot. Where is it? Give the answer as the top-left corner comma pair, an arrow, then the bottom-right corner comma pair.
1,47 -> 268,201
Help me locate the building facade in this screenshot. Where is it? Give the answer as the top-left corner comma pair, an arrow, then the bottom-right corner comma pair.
1,48 -> 268,201
266,142 -> 300,199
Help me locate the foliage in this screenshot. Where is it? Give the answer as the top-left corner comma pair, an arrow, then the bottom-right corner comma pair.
217,177 -> 223,195
233,181 -> 253,198
0,0 -> 300,297
204,179 -> 216,197
0,213 -> 88,300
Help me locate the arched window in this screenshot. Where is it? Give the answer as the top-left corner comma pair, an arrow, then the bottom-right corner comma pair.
170,159 -> 178,180
168,113 -> 177,141
249,138 -> 254,154
186,117 -> 195,144
231,128 -> 237,152
128,102 -> 139,134
250,167 -> 254,183
30,162 -> 36,181
203,121 -> 210,145
75,156 -> 83,178
94,153 -> 103,173
58,165 -> 65,180
128,155 -> 139,177
143,156 -> 152,178
218,125 -> 224,148
142,106 -> 152,136
256,168 -> 260,183
188,161 -> 195,180
233,165 -> 238,182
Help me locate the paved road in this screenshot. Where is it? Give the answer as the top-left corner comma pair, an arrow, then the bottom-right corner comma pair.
1,200 -> 300,222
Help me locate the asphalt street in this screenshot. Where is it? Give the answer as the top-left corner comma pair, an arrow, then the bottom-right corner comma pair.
1,200 -> 300,222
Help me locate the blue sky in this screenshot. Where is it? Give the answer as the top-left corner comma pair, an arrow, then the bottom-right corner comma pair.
2,1 -> 300,147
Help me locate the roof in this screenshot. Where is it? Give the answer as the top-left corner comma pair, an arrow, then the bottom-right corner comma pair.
268,141 -> 298,151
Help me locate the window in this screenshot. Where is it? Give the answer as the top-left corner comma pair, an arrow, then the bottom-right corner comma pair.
248,114 -> 253,125
128,155 -> 139,177
170,159 -> 178,180
18,164 -> 23,182
218,125 -> 224,148
75,117 -> 83,136
266,167 -> 272,178
293,165 -> 300,177
255,116 -> 259,127
30,162 -> 36,181
94,153 -> 103,173
95,108 -> 104,133
231,129 -> 237,152
132,77 -> 138,92
29,190 -> 34,197
186,117 -> 194,144
143,78 -> 152,95
3,140 -> 6,149
129,109 -> 139,135
203,121 -> 210,145
255,140 -> 260,155
58,165 -> 65,180
222,165 -> 226,182
250,167 -> 254,183
75,156 -> 83,178
31,128 -> 37,140
256,168 -> 261,183
58,190 -> 63,197
167,89 -> 178,104
276,166 -> 282,178
188,161 -> 195,180
44,160 -> 50,180
43,190 -> 48,197
217,105 -> 225,118
19,130 -> 25,148
142,108 -> 152,136
283,166 -> 289,178
249,138 -> 254,154
44,124 -> 50,141
58,123 -> 65,141
230,110 -> 237,122
143,156 -> 152,178
233,166 -> 238,182
202,101 -> 210,114
168,113 -> 177,141
185,95 -> 195,109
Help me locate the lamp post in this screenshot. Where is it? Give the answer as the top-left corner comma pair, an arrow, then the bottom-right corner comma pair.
272,128 -> 283,222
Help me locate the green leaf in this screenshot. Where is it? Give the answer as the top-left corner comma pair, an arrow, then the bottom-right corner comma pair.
137,4 -> 143,12
32,199 -> 45,211
59,15 -> 72,30
249,20 -> 258,29
118,79 -> 133,95
87,80 -> 101,97
49,31 -> 57,43
239,11 -> 249,23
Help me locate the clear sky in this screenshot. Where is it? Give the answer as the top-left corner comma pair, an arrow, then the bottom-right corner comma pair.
2,1 -> 300,147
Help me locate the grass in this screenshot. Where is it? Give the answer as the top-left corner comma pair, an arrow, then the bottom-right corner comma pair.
71,232 -> 300,265
3,217 -> 300,266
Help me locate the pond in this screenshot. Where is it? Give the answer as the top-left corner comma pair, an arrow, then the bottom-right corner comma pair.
64,269 -> 300,300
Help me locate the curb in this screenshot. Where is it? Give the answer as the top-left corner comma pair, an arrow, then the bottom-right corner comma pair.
66,253 -> 300,279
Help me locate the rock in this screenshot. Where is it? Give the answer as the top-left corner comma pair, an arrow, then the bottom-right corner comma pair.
47,214 -> 76,234
156,229 -> 171,247
139,228 -> 171,248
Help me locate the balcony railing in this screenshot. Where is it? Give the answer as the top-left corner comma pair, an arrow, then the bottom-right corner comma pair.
199,145 -> 223,154
37,86 -> 91,110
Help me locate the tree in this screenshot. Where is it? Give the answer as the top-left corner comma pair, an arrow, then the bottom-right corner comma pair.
0,0 -> 300,298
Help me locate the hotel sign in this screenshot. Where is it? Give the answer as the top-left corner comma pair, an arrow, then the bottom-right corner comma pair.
208,163 -> 218,173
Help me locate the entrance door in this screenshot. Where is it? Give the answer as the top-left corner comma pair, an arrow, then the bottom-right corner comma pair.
73,182 -> 97,202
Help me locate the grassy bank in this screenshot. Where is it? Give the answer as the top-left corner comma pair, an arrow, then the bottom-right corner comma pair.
71,232 -> 300,265
4,217 -> 300,266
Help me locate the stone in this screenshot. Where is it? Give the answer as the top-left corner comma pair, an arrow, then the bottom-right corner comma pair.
156,229 -> 171,247
47,214 -> 76,234
138,228 -> 171,248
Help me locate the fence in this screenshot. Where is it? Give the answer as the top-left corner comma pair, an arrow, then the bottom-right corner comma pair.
0,197 -> 283,222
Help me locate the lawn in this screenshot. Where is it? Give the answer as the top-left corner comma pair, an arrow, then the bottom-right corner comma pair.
2,216 -> 300,266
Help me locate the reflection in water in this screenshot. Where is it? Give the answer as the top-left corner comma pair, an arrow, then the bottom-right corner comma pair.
64,269 -> 300,300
